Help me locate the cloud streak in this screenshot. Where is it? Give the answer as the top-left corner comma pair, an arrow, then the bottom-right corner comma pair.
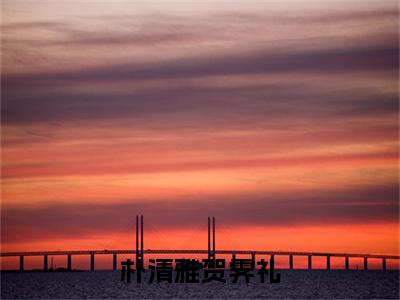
2,185 -> 398,243
3,40 -> 398,87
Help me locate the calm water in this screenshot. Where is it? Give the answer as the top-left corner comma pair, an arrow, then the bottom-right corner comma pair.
1,270 -> 399,299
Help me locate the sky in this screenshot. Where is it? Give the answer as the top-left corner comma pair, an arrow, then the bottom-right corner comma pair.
1,0 -> 399,269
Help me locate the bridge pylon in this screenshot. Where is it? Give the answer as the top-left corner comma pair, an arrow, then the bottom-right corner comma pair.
208,216 -> 216,266
136,215 -> 144,269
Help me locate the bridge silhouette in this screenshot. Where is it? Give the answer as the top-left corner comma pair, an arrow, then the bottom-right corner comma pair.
1,216 -> 399,272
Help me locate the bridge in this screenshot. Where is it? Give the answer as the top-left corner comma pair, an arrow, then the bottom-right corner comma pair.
1,216 -> 399,271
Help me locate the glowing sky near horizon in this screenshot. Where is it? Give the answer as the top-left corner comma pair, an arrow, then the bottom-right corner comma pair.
1,0 -> 399,269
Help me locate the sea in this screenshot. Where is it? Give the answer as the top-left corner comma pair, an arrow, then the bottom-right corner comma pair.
1,270 -> 399,299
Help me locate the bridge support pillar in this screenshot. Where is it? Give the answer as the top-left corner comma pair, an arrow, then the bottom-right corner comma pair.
289,255 -> 293,270
326,255 -> 331,270
67,254 -> 72,271
251,253 -> 256,269
345,256 -> 349,270
382,258 -> 386,270
19,255 -> 24,272
364,257 -> 368,270
113,254 -> 117,271
90,253 -> 95,272
270,255 -> 276,272
44,255 -> 48,271
308,255 -> 312,270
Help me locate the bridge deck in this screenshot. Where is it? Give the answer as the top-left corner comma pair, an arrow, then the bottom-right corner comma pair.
1,250 -> 399,259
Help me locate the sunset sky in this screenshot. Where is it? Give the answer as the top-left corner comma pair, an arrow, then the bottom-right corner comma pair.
1,0 -> 399,269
